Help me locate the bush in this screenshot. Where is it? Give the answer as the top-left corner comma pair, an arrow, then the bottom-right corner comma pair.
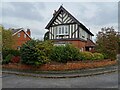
49,45 -> 66,63
20,40 -> 53,66
79,51 -> 94,60
2,49 -> 20,59
2,54 -> 13,64
49,44 -> 80,63
11,56 -> 20,63
102,53 -> 109,59
93,53 -> 104,60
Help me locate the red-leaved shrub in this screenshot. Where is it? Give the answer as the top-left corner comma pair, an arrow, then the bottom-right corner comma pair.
11,56 -> 20,63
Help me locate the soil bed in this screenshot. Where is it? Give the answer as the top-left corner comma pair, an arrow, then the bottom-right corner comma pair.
2,59 -> 117,71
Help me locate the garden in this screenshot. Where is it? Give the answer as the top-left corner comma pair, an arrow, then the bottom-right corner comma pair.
2,26 -> 119,71
2,40 -> 117,71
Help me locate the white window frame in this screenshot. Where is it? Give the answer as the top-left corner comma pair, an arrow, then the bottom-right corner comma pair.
24,34 -> 26,38
57,25 -> 69,35
54,43 -> 66,46
18,33 -> 20,37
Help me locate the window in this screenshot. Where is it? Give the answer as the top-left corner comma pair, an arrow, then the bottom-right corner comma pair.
57,25 -> 68,35
89,48 -> 92,51
17,46 -> 21,50
18,33 -> 20,37
80,47 -> 84,52
24,34 -> 26,38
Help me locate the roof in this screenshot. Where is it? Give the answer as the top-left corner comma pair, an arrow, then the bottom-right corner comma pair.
11,28 -> 31,39
11,28 -> 23,34
85,39 -> 95,47
45,6 -> 94,36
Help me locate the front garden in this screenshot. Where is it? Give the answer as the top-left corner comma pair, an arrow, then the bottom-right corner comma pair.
2,40 -> 117,71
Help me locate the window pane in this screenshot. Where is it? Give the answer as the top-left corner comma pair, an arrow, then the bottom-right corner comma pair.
62,27 -> 64,34
24,34 -> 26,38
62,26 -> 64,34
18,33 -> 20,37
65,27 -> 68,34
56,27 -> 57,34
59,27 -> 61,34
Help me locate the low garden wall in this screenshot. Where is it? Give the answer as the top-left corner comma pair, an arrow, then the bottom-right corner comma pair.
2,59 -> 117,71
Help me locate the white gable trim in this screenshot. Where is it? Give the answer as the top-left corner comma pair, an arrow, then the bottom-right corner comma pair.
12,29 -> 31,39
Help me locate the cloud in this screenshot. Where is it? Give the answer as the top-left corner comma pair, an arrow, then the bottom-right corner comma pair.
1,2 -> 118,40
76,2 -> 118,26
2,2 -> 45,21
3,16 -> 47,39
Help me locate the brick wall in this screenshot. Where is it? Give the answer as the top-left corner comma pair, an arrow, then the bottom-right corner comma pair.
13,31 -> 31,49
54,40 -> 86,51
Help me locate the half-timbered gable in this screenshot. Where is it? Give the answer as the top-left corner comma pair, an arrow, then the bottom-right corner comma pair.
45,5 -> 95,52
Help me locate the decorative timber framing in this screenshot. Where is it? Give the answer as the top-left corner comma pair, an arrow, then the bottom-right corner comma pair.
45,5 -> 95,52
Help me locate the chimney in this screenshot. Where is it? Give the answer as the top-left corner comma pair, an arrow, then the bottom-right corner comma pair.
53,10 -> 57,16
27,28 -> 31,36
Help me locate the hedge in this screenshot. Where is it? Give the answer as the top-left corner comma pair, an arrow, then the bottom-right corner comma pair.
93,53 -> 104,60
49,44 -> 80,63
79,52 -> 104,61
79,51 -> 94,60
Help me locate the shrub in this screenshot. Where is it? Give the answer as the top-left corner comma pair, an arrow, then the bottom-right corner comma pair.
2,49 -> 20,59
93,53 -> 104,60
64,44 -> 80,61
49,45 -> 66,63
11,56 -> 20,63
49,44 -> 80,63
102,53 -> 109,59
2,54 -> 13,64
79,51 -> 94,60
20,40 -> 53,66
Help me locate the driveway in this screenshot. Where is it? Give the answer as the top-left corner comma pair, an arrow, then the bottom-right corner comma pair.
2,72 -> 118,88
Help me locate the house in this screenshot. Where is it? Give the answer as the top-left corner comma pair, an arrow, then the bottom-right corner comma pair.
11,28 -> 31,50
45,6 -> 95,52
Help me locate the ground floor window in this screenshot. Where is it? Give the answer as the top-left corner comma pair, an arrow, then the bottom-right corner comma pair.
54,43 -> 66,46
80,47 -> 84,52
17,46 -> 21,50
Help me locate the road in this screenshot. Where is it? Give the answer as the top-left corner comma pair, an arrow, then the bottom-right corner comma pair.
2,72 -> 118,88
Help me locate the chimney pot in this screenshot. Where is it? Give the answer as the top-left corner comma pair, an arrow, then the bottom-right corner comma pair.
53,10 -> 57,16
27,28 -> 31,36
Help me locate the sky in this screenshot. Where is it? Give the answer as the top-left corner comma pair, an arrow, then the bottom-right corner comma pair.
0,1 -> 118,41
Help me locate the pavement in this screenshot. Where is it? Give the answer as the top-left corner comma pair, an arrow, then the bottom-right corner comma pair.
2,65 -> 118,78
2,71 -> 118,88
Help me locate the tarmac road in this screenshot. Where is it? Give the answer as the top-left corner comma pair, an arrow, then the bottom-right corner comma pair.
2,72 -> 118,88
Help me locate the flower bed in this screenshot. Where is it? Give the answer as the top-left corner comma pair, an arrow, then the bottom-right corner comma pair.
2,59 -> 117,71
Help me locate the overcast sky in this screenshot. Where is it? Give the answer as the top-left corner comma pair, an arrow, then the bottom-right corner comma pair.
0,2 -> 118,41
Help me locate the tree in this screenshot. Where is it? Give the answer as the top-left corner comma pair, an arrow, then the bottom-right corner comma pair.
44,31 -> 49,41
2,26 -> 15,50
20,40 -> 53,66
95,27 -> 118,60
117,34 -> 120,54
0,26 -> 2,52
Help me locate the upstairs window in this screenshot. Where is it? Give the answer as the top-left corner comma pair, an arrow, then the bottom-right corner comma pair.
24,34 -> 26,38
57,25 -> 68,35
18,33 -> 20,37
